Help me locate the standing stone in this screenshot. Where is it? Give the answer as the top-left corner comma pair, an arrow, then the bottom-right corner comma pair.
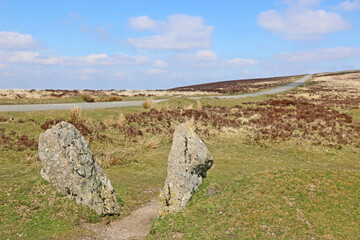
38,121 -> 120,216
159,122 -> 213,216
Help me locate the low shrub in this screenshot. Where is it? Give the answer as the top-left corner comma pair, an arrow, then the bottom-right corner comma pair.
107,96 -> 123,102
81,94 -> 95,102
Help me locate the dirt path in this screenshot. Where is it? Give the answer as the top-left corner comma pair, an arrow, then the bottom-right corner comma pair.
83,200 -> 159,240
0,74 -> 312,112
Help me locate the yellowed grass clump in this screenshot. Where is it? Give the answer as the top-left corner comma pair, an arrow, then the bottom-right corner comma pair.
96,149 -> 123,169
139,136 -> 161,149
70,106 -> 82,122
102,113 -> 126,128
184,104 -> 193,110
116,113 -> 125,127
142,99 -> 154,109
196,99 -> 202,111
154,103 -> 169,112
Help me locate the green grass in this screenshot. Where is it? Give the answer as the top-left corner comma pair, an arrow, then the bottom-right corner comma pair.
149,169 -> 360,239
0,153 -> 100,240
0,85 -> 359,239
0,96 -> 86,105
0,94 -> 214,105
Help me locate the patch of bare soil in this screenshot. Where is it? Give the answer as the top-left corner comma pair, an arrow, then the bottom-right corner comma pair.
83,200 -> 158,240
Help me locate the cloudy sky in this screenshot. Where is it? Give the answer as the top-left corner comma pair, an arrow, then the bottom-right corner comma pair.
0,0 -> 359,89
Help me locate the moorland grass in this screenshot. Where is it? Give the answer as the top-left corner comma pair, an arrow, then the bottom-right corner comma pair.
0,74 -> 359,239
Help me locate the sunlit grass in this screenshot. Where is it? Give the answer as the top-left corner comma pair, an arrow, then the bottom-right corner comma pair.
0,72 -> 359,239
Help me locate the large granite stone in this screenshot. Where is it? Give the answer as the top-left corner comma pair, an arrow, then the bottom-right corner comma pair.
159,122 -> 213,216
38,121 -> 120,216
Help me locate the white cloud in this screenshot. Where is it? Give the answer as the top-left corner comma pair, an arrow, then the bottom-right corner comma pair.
153,60 -> 168,68
0,31 -> 41,50
0,63 -> 8,70
69,12 -> 82,20
336,0 -> 360,11
127,14 -> 214,50
177,50 -> 218,62
170,72 -> 182,78
79,68 -> 105,75
297,0 -> 321,6
223,58 -> 258,67
274,47 -> 360,62
195,50 -> 218,61
0,51 -> 150,66
114,72 -> 124,78
258,2 -> 350,40
147,68 -> 167,75
175,49 -> 257,68
128,16 -> 158,30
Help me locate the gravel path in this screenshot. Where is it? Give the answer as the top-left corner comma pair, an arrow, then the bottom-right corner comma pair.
0,74 -> 312,112
83,200 -> 159,240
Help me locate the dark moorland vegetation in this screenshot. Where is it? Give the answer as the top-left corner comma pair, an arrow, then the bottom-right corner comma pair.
170,75 -> 302,93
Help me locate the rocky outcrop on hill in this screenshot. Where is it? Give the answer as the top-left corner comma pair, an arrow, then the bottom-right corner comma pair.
159,122 -> 213,216
38,121 -> 120,216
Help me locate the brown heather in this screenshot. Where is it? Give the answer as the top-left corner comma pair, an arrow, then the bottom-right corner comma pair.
0,132 -> 38,151
40,118 -> 107,143
171,75 -> 301,93
122,98 -> 360,149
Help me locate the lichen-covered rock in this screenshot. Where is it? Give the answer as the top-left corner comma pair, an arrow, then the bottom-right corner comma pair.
159,122 -> 213,216
38,121 -> 120,216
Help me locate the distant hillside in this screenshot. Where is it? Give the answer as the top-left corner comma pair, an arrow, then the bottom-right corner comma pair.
169,75 -> 302,94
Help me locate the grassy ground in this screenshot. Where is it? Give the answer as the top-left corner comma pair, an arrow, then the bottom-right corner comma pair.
0,95 -> 161,105
0,95 -> 86,105
0,72 -> 359,239
0,75 -> 302,105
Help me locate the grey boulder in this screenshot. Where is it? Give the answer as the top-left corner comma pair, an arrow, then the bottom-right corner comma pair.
38,121 -> 120,216
159,123 -> 213,216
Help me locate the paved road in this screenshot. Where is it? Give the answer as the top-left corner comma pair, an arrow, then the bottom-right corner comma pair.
0,74 -> 312,112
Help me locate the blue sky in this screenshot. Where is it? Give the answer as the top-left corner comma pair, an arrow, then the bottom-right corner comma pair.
0,0 -> 359,89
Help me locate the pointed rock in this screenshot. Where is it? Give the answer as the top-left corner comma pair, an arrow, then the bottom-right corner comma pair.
38,121 -> 120,216
159,122 -> 213,216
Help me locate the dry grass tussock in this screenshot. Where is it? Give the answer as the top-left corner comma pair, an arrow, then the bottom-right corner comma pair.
153,103 -> 169,112
26,153 -> 39,164
139,136 -> 161,149
142,99 -> 154,109
184,104 -> 193,110
196,99 -> 202,111
70,107 -> 82,122
102,114 -> 125,128
96,149 -> 123,169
